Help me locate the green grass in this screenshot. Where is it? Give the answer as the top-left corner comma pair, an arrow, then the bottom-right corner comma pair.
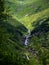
0,0 -> 49,65
4,0 -> 49,31
20,8 -> 49,30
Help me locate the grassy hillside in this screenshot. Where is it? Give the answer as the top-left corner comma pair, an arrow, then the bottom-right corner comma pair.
0,13 -> 29,65
4,0 -> 49,30
20,8 -> 49,30
28,17 -> 49,65
0,0 -> 49,65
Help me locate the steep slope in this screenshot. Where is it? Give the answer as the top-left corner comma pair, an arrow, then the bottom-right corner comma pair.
20,8 -> 49,30
4,0 -> 49,30
0,0 -> 49,65
0,14 -> 28,49
0,13 -> 29,65
27,17 -> 49,65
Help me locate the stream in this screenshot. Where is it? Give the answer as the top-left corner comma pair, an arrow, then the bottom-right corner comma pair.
24,29 -> 38,60
24,29 -> 31,46
24,29 -> 31,60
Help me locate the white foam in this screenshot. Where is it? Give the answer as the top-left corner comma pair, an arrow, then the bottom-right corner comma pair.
24,30 -> 30,46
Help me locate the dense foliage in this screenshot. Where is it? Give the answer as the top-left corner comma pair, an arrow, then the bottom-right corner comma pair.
0,0 -> 49,65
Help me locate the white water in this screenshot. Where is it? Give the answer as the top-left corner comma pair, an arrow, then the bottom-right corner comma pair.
24,30 -> 31,60
24,30 -> 31,46
26,54 -> 29,60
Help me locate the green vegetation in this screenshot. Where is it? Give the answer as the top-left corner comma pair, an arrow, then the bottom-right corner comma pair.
0,0 -> 49,65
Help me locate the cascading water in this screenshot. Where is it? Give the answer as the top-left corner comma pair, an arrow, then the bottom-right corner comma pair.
26,54 -> 29,60
24,29 -> 31,46
24,29 -> 38,60
24,30 -> 31,60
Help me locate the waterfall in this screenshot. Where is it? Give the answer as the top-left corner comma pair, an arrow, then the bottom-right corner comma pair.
24,30 -> 31,60
24,29 -> 31,46
26,54 -> 29,60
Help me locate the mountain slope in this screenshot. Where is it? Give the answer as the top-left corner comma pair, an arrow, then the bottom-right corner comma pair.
0,13 -> 29,65
4,0 -> 49,30
0,0 -> 49,65
27,17 -> 49,65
